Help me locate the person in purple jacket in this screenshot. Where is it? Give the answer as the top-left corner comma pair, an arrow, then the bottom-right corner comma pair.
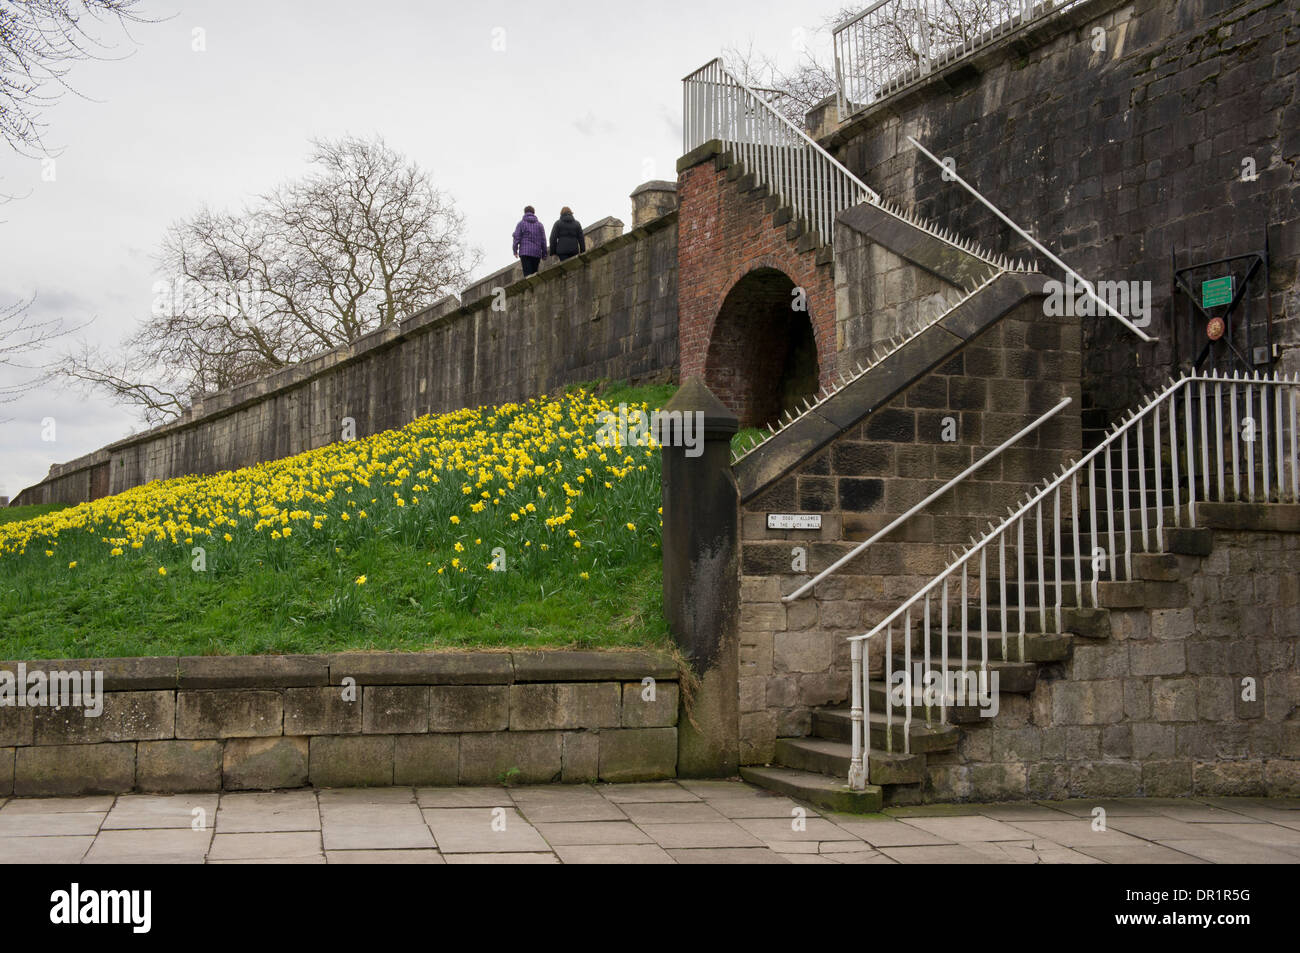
512,206 -> 548,276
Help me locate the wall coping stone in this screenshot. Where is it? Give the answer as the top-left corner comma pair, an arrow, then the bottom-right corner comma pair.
0,649 -> 678,691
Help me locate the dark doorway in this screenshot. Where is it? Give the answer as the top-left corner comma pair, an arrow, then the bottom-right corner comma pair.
704,268 -> 820,427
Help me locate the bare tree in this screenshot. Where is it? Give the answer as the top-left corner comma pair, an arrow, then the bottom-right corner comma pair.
62,135 -> 482,424
0,0 -> 151,154
727,1 -> 1023,127
0,294 -> 68,405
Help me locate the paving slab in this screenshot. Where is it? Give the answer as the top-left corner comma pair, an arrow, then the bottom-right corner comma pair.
666,847 -> 787,863
735,817 -> 862,843
901,815 -> 1035,842
444,851 -> 559,864
1146,802 -> 1266,823
423,807 -> 549,853
619,801 -> 728,824
824,849 -> 896,864
215,791 -> 320,832
706,795 -> 815,819
554,844 -> 675,864
0,835 -> 93,863
1158,837 -> 1300,863
785,853 -> 838,864
1035,799 -> 1160,817
208,832 -> 323,860
1002,820 -> 1150,848
0,811 -> 104,837
639,821 -> 765,849
1105,815 -> 1231,841
975,803 -> 1074,821
878,844 -> 1005,864
320,802 -> 435,851
208,856 -> 325,864
83,828 -> 213,864
326,849 -> 445,863
103,794 -> 219,830
534,821 -> 652,846
597,782 -> 699,803
416,786 -> 513,808
673,779 -> 764,798
1191,822 -> 1300,848
317,787 -> 416,805
0,796 -> 116,814
1074,842 -> 1208,864
509,786 -> 626,822
828,816 -> 954,847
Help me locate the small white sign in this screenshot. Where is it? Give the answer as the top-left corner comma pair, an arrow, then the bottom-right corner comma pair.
767,513 -> 822,530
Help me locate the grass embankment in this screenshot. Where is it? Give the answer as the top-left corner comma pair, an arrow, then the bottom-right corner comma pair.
0,382 -> 689,659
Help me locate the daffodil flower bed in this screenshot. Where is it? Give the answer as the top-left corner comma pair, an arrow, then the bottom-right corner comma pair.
0,387 -> 672,658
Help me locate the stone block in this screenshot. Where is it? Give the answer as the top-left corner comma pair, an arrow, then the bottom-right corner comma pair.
1130,642 -> 1186,676
561,731 -> 600,782
34,690 -> 174,744
597,727 -> 677,782
773,631 -> 831,673
137,740 -> 222,792
1192,760 -> 1265,796
428,685 -> 508,732
1151,678 -> 1197,722
970,762 -> 1027,800
1069,761 -> 1141,798
309,735 -> 394,787
511,651 -> 676,682
176,690 -> 282,738
509,682 -> 621,731
1131,723 -> 1176,760
393,734 -> 459,786
363,686 -> 429,734
179,655 -> 328,688
1051,681 -> 1124,725
458,731 -> 562,784
1027,762 -> 1070,800
1149,607 -> 1194,639
225,736 -> 310,790
1264,760 -> 1300,797
0,706 -> 34,747
15,743 -> 135,796
328,652 -> 512,685
620,681 -> 678,727
1142,760 -> 1192,797
0,747 -> 12,796
283,686 -> 362,735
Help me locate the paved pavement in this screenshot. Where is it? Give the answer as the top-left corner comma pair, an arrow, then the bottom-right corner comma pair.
1,780 -> 1299,863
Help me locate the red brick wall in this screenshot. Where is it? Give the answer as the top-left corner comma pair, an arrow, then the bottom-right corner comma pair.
677,155 -> 837,423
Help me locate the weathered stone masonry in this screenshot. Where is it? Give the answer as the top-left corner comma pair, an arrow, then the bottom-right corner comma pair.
821,0 -> 1300,436
0,651 -> 679,795
15,213 -> 679,507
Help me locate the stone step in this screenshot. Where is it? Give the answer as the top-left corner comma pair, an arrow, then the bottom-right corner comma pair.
738,765 -> 883,814
813,708 -> 960,753
887,655 -> 1040,693
773,736 -> 925,785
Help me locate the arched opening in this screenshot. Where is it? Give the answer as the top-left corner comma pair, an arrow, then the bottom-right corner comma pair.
704,267 -> 820,427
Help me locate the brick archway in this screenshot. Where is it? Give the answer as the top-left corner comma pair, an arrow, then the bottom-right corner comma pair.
676,146 -> 837,418
704,267 -> 820,427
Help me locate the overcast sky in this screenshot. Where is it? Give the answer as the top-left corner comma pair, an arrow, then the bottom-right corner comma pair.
0,0 -> 841,499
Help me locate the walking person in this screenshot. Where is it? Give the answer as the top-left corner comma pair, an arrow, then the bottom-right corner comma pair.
549,206 -> 585,262
512,206 -> 548,276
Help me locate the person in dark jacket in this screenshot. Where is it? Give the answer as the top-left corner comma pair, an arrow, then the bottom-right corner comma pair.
549,207 -> 585,261
512,206 -> 548,276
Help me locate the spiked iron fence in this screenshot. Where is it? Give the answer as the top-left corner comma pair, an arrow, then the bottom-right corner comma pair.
833,0 -> 1090,120
683,58 -> 880,248
844,369 -> 1300,789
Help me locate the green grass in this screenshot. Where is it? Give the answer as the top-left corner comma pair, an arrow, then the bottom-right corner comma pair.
0,382 -> 680,659
0,503 -> 67,525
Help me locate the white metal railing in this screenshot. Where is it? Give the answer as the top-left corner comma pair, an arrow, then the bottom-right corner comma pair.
784,397 -> 1072,603
683,58 -> 879,248
833,0 -> 1089,120
844,369 -> 1300,789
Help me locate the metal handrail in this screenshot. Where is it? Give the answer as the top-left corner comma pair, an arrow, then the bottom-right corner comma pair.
844,369 -> 1300,788
784,396 -> 1072,603
907,135 -> 1156,344
682,57 -> 879,247
833,0 -> 1091,120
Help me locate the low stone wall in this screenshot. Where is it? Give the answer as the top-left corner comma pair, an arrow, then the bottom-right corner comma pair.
923,525 -> 1300,800
14,211 -> 679,507
0,651 -> 680,796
